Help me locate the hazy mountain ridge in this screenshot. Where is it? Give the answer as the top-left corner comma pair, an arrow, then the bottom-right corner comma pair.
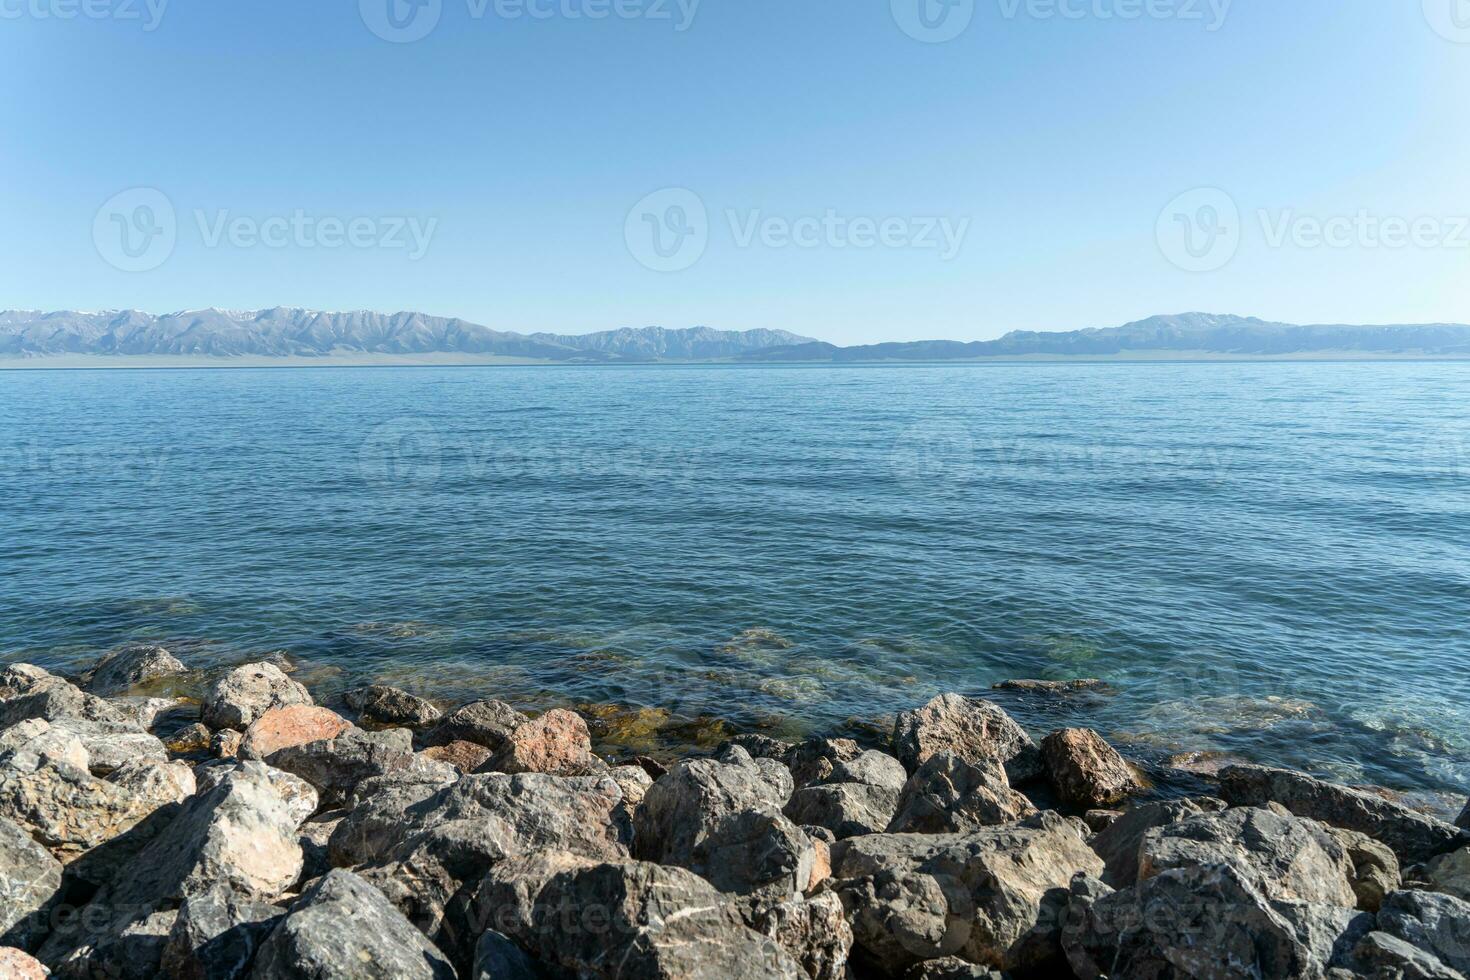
737,313 -> 1470,361
0,309 -> 813,362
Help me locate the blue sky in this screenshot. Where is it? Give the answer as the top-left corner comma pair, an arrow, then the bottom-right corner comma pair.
3,0 -> 1469,344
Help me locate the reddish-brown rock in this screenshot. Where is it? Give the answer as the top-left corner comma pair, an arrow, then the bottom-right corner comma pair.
240,706 -> 351,760
0,948 -> 48,980
484,709 -> 599,777
1040,727 -> 1139,808
420,739 -> 491,773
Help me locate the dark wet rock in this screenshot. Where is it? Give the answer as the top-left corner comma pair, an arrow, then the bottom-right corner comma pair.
160,884 -> 282,980
194,760 -> 319,828
1458,800 -> 1469,830
1219,764 -> 1467,864
1063,861 -> 1369,980
483,708 -> 601,777
0,756 -> 166,857
1084,809 -> 1121,831
1138,805 -> 1358,907
501,860 -> 805,979
786,782 -> 901,839
629,754 -> 668,780
1377,889 -> 1470,975
344,684 -> 443,730
784,737 -> 863,787
265,726 -> 414,808
252,869 -> 456,980
201,662 -> 313,732
887,753 -> 1035,835
1328,826 -> 1403,912
739,889 -> 853,980
1040,727 -> 1140,808
892,694 -> 1042,784
421,739 -> 491,772
426,699 -> 529,751
992,678 -> 1107,694
0,814 -> 61,949
1351,930 -> 1468,980
240,705 -> 352,760
829,810 -> 1103,974
904,956 -> 1005,978
84,644 -> 186,695
471,929 -> 545,980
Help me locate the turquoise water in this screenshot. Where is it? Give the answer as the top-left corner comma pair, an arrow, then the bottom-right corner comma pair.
3,362 -> 1468,796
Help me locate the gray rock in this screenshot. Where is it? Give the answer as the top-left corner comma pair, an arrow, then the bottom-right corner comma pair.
694,806 -> 817,897
825,750 -> 908,792
1088,798 -> 1204,887
1427,847 -> 1470,902
1039,727 -> 1140,808
51,908 -> 178,980
724,733 -> 796,761
830,811 -> 1103,974
0,756 -> 167,856
106,758 -> 196,807
503,860 -> 805,979
0,815 -> 61,949
85,644 -> 186,695
607,763 -> 653,812
786,782 -> 901,839
784,737 -> 863,786
1,669 -> 134,730
202,662 -> 313,732
252,869 -> 456,979
1458,800 -> 1469,830
634,749 -> 794,868
1064,862 -> 1366,980
1220,764 -> 1466,864
161,884 -> 282,980
264,726 -> 414,808
0,718 -> 90,772
195,760 -> 320,828
740,889 -> 853,980
1377,889 -> 1470,975
887,753 -> 1034,835
343,684 -> 443,729
108,695 -> 196,732
1328,826 -> 1403,912
471,930 -> 544,980
1352,930 -> 1468,980
44,716 -> 166,776
892,694 -> 1042,784
1138,806 -> 1358,907
426,700 -> 528,751
297,813 -> 341,882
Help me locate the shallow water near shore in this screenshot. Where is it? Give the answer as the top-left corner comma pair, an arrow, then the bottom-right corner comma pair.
3,361 -> 1468,798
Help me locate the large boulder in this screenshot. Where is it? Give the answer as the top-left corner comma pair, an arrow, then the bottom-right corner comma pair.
483,708 -> 601,777
0,718 -> 90,772
1039,728 -> 1139,808
786,782 -> 901,839
1328,826 -> 1402,912
264,726 -> 414,808
694,806 -> 818,897
161,884 -> 282,980
252,870 -> 456,979
784,737 -> 863,787
201,662 -> 312,732
106,758 -> 196,807
344,684 -> 443,729
1138,806 -> 1358,907
1426,846 -> 1470,902
1063,863 -> 1371,980
425,700 -> 528,751
1219,764 -> 1466,864
635,746 -> 793,865
887,753 -> 1034,835
0,756 -> 167,857
497,860 -> 806,979
892,694 -> 1041,784
1376,889 -> 1470,975
829,811 -> 1103,974
41,716 -> 166,776
1088,798 -> 1205,887
1,665 -> 132,729
0,814 -> 62,949
1350,929 -> 1468,979
84,644 -> 186,695
195,760 -> 320,828
240,705 -> 352,760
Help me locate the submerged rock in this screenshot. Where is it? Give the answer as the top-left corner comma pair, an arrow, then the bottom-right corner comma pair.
1040,727 -> 1139,808
1219,764 -> 1466,864
992,678 -> 1107,694
892,694 -> 1042,784
201,662 -> 313,732
252,870 -> 456,980
887,753 -> 1035,835
84,644 -> 186,696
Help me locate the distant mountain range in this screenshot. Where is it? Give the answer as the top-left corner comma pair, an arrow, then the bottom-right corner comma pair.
0,309 -> 813,362
3,309 -> 1469,362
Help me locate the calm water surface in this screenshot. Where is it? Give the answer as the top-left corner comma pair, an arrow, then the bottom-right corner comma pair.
3,362 -> 1468,797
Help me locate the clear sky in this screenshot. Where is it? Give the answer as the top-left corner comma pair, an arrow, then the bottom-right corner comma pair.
4,0 -> 1470,344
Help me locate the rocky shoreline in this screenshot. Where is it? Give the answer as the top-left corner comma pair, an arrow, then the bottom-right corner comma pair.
2,645 -> 1469,979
